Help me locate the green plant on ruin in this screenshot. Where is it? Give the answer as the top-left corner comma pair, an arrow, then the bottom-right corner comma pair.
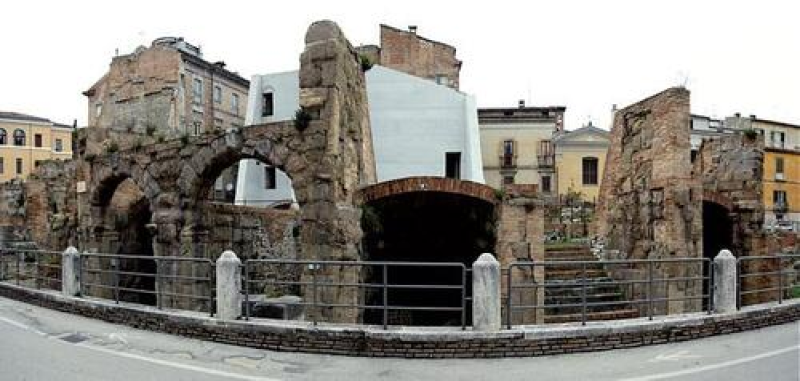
494,188 -> 506,201
743,128 -> 759,140
157,134 -> 166,144
359,54 -> 373,71
293,108 -> 312,131
180,133 -> 190,146
84,153 -> 97,163
145,124 -> 157,136
106,141 -> 119,154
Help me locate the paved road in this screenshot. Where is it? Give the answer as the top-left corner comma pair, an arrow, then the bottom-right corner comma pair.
0,296 -> 798,381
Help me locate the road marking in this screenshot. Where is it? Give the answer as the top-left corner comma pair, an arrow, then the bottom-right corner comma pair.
621,345 -> 800,381
648,350 -> 701,362
0,315 -> 280,381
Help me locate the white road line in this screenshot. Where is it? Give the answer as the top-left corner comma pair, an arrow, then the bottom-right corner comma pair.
620,345 -> 800,381
0,315 -> 281,381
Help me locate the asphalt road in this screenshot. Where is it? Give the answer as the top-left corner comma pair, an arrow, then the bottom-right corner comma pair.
0,296 -> 798,381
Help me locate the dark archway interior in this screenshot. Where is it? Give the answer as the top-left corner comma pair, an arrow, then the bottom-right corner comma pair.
702,201 -> 733,307
105,180 -> 155,305
362,191 -> 496,326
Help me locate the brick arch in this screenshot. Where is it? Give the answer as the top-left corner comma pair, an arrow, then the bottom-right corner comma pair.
702,190 -> 734,211
358,176 -> 498,205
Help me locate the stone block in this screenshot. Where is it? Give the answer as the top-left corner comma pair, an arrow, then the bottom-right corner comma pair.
473,253 -> 501,331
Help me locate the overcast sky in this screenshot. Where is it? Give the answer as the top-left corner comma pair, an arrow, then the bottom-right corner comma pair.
2,0 -> 798,130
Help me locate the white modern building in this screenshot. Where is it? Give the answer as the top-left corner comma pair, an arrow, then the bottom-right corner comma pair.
234,65 -> 484,206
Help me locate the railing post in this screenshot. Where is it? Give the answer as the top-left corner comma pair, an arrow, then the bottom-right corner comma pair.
713,249 -> 737,313
647,261 -> 654,320
581,262 -> 587,326
112,257 -> 120,304
472,253 -> 501,332
777,257 -> 783,304
215,250 -> 242,320
382,264 -> 388,330
61,247 -> 81,297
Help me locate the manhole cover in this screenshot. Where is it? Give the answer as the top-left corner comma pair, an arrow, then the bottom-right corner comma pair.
59,333 -> 89,344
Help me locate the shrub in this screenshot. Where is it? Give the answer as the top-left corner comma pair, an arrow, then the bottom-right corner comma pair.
180,134 -> 190,146
359,54 -> 373,71
743,128 -> 758,140
145,125 -> 157,136
294,108 -> 312,131
106,142 -> 119,154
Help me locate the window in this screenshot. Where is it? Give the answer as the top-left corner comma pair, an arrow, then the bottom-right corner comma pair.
776,157 -> 785,180
15,158 -> 22,175
582,157 -> 599,185
264,166 -> 277,189
0,158 -> 4,174
95,104 -> 102,117
54,139 -> 63,152
34,134 -> 42,148
192,111 -> 203,135
541,175 -> 552,193
445,152 -> 461,179
770,131 -> 786,149
0,129 -> 6,145
435,75 -> 449,86
231,94 -> 239,115
773,190 -> 788,209
193,78 -> 203,103
262,93 -> 274,117
34,160 -> 41,168
503,175 -> 515,185
13,129 -> 25,146
213,86 -> 222,104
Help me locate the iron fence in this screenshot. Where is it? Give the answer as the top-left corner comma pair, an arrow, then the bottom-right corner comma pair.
738,254 -> 800,307
0,248 -> 62,291
79,253 -> 215,316
506,258 -> 713,328
243,259 -> 468,329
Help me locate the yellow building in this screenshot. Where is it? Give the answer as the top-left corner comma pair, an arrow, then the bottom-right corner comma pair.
0,112 -> 73,182
726,114 -> 800,227
478,102 -> 566,193
553,123 -> 609,201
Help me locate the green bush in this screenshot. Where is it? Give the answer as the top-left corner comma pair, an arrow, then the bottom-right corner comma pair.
359,54 -> 373,71
294,108 -> 312,131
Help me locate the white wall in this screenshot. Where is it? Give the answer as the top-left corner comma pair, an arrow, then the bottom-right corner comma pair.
235,65 -> 485,205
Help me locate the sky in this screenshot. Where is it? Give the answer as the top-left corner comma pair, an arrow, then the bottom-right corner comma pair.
2,0 -> 799,130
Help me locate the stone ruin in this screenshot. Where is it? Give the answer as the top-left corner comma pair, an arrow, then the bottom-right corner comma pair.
597,87 -> 797,311
0,20 -> 546,324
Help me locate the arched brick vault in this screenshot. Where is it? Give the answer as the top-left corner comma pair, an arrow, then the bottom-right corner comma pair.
702,190 -> 734,212
357,177 -> 498,206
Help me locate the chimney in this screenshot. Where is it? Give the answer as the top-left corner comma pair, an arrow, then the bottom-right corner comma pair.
749,114 -> 757,120
408,25 -> 418,34
734,112 -> 741,118
518,99 -> 525,108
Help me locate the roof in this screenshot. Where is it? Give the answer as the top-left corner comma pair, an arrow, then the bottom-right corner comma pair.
380,24 -> 457,51
752,117 -> 800,129
478,106 -> 566,124
180,52 -> 249,88
0,111 -> 54,124
553,124 -> 609,143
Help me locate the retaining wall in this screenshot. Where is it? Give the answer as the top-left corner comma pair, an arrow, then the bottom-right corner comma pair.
1,282 -> 798,358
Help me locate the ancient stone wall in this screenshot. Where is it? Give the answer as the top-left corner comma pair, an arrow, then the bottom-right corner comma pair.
596,87 -> 702,314
495,184 -> 545,324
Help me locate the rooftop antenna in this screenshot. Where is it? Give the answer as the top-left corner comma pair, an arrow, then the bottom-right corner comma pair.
677,70 -> 690,88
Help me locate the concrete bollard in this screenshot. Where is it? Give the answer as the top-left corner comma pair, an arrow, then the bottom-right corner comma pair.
216,250 -> 242,320
713,249 -> 737,313
473,253 -> 501,331
61,247 -> 81,297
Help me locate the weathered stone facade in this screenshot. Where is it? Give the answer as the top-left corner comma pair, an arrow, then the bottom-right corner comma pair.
596,88 -> 703,314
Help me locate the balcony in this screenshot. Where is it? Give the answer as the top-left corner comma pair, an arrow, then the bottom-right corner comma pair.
537,154 -> 555,169
500,155 -> 517,169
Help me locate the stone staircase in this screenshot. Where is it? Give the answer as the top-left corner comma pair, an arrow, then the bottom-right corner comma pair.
543,245 -> 639,324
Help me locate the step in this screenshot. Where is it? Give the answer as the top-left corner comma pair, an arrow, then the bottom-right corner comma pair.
546,269 -> 609,280
544,308 -> 640,324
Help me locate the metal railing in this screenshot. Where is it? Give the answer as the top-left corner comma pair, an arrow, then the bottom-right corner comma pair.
0,248 -> 62,291
79,253 -> 215,316
506,258 -> 712,328
738,254 -> 800,308
243,259 -> 468,329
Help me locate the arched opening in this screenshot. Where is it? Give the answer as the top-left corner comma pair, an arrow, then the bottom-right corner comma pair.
702,200 -> 733,308
188,151 -> 298,262
91,177 -> 156,305
361,189 -> 496,326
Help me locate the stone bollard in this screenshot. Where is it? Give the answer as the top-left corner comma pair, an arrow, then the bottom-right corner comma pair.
473,253 -> 501,331
61,247 -> 81,297
713,249 -> 737,313
216,250 -> 242,320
